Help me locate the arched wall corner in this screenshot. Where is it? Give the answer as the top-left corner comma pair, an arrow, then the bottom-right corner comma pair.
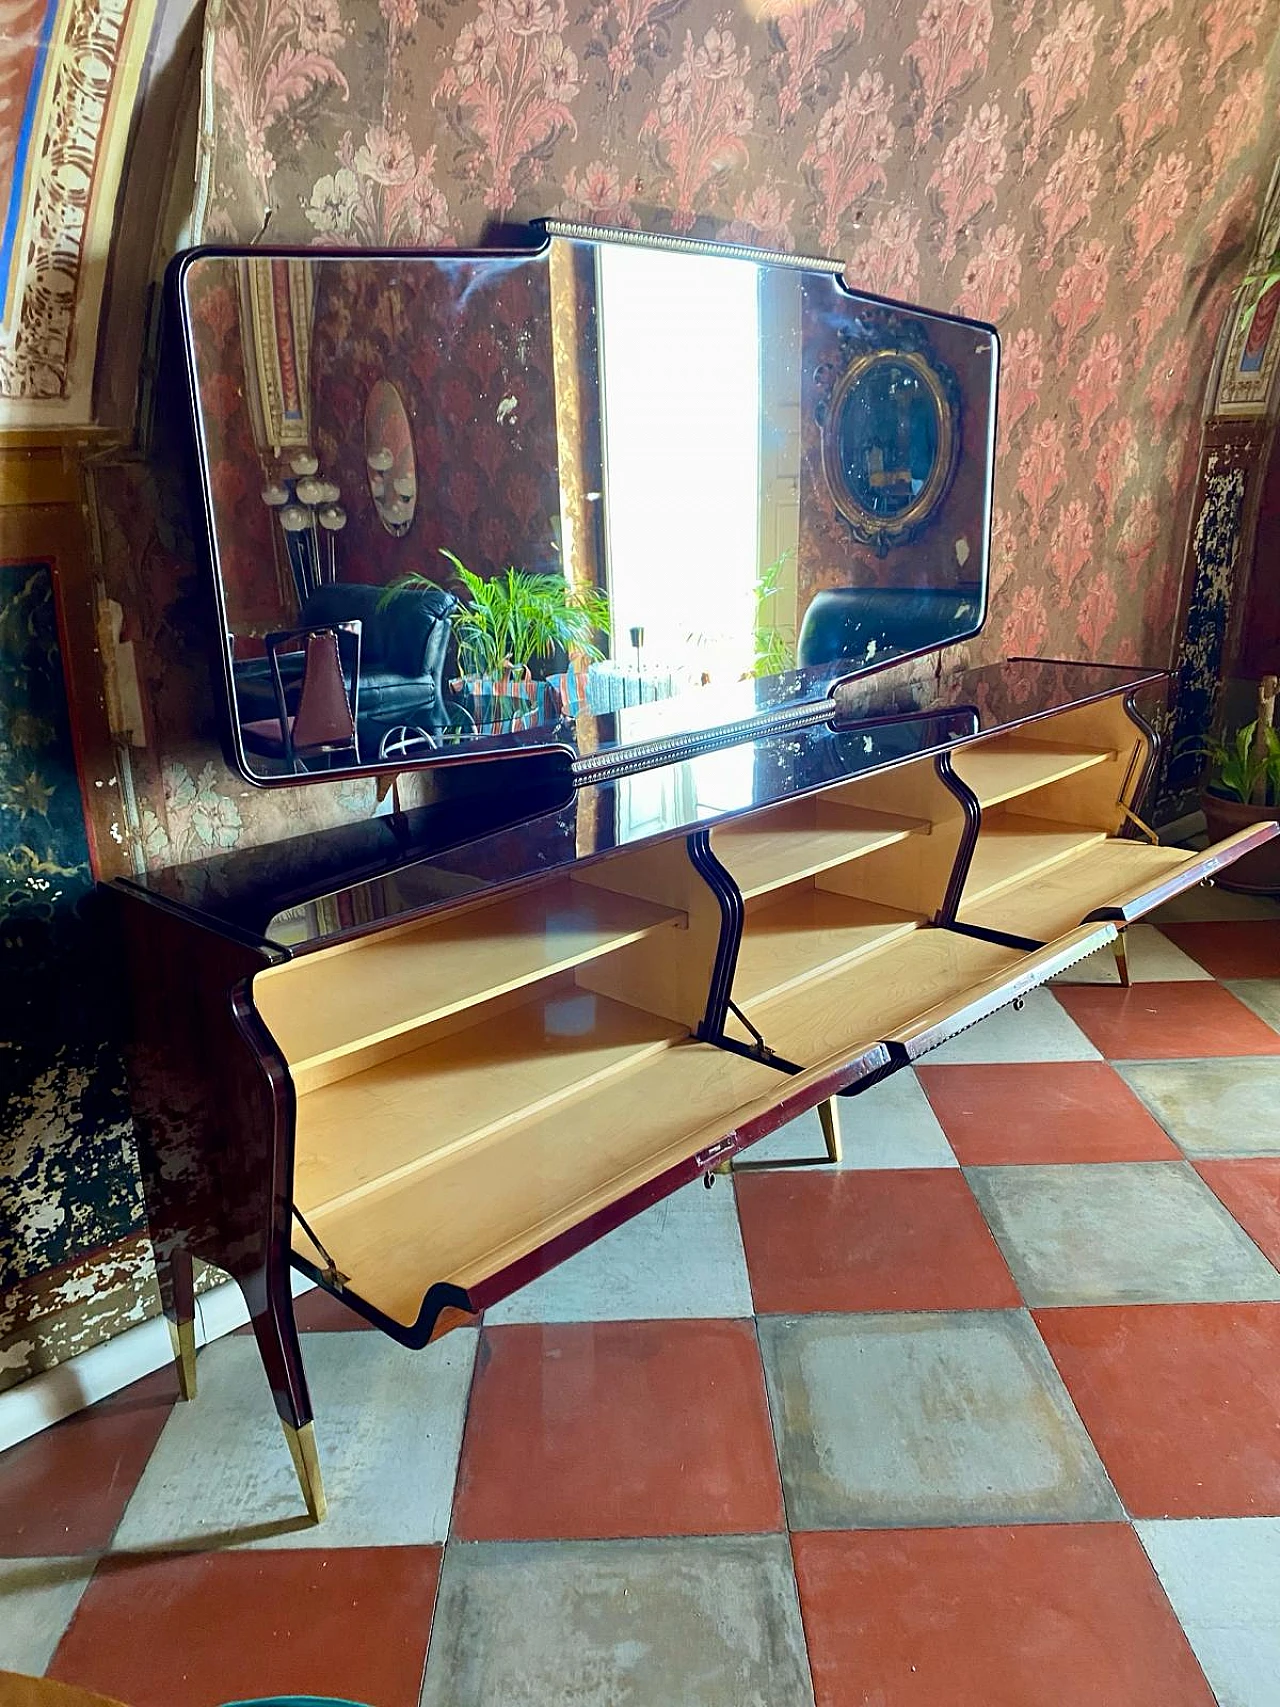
1161,153 -> 1280,818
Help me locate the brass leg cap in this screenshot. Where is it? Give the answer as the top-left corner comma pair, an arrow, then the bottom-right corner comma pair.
167,1317 -> 197,1402
817,1096 -> 843,1165
282,1420 -> 327,1523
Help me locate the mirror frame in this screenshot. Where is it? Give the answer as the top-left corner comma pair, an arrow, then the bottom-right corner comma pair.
166,224 -> 997,792
821,345 -> 961,556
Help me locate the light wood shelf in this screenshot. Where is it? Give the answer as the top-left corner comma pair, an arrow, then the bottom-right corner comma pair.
952,735 -> 1114,808
734,888 -> 922,1005
728,925 -> 1017,1067
960,838 -> 1192,941
293,987 -> 684,1220
255,877 -> 683,1088
961,812 -> 1106,907
295,1039 -> 783,1325
713,799 -> 928,901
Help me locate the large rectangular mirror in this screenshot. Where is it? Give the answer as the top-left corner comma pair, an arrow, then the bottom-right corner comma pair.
172,225 -> 998,784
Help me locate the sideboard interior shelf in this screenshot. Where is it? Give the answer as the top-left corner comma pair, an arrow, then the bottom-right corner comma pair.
112,659 -> 1279,1525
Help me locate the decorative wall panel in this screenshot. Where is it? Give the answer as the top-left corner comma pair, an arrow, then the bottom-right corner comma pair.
0,0 -> 157,424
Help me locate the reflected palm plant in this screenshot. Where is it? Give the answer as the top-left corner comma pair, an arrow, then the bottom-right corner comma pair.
382,548 -> 610,678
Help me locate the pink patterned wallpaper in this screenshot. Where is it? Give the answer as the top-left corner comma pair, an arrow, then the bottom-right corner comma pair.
199,0 -> 1280,672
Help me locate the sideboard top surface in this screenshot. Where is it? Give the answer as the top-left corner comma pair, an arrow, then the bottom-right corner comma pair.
118,657 -> 1165,951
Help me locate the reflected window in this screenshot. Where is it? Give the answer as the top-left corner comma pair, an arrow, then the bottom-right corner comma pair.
597,245 -> 762,688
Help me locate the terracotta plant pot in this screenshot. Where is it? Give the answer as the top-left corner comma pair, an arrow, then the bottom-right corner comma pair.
1201,791 -> 1280,893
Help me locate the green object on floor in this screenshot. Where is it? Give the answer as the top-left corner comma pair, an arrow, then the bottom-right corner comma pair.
220,1699 -> 371,1705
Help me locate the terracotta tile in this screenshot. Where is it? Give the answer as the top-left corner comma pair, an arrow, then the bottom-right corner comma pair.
792,1525 -> 1215,1707
1035,1304 -> 1280,1517
48,1547 -> 440,1707
1051,982 -> 1280,1060
736,1169 -> 1018,1313
0,1369 -> 177,1557
1159,921 -> 1280,982
1197,1160 -> 1280,1267
917,1062 -> 1180,1164
452,1321 -> 783,1540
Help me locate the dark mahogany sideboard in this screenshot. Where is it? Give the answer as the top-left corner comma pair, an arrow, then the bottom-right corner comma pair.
110,657 -> 1278,1520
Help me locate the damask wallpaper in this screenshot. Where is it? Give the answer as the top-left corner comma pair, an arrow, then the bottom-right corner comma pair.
196,0 -> 1280,681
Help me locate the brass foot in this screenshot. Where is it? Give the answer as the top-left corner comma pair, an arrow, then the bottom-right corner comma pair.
1112,932 -> 1131,988
817,1097 -> 843,1164
167,1316 -> 197,1401
282,1420 -> 327,1523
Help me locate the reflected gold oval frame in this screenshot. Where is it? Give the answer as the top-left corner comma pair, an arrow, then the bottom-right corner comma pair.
821,347 -> 960,555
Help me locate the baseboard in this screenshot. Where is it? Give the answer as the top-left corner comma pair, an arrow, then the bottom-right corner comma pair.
0,1273 -> 314,1455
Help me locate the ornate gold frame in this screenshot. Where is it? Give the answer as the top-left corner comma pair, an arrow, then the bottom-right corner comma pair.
821,346 -> 960,556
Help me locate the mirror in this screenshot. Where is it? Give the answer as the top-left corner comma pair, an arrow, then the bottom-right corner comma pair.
823,349 -> 958,550
365,380 -> 417,537
172,227 -> 997,784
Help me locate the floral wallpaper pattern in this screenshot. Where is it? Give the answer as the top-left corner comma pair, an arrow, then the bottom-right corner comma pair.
199,0 -> 1279,681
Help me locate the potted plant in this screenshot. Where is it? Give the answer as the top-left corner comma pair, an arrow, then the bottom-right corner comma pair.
1192,673 -> 1280,893
383,548 -> 610,729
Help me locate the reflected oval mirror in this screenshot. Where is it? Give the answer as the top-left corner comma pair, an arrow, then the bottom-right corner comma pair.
365,379 -> 416,537
823,349 -> 958,552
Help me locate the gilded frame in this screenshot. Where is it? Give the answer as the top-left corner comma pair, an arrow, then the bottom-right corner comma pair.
821,345 -> 961,556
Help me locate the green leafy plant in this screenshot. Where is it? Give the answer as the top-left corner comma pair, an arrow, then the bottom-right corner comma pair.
1189,719 -> 1280,807
382,548 -> 610,678
753,550 -> 796,676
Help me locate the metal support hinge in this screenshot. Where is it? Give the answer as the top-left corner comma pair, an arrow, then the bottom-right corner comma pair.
293,1206 -> 349,1291
726,997 -> 785,1066
1120,803 -> 1160,844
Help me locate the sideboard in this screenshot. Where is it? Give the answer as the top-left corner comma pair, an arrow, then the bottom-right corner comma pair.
110,657 -> 1278,1521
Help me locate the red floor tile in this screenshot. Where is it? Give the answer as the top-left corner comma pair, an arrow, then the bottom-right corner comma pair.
48,1547 -> 440,1707
917,1062 -> 1180,1164
1196,1159 -> 1280,1267
1159,920 -> 1280,981
0,1367 -> 177,1556
1035,1303 -> 1280,1517
735,1169 -> 1019,1313
1052,981 -> 1280,1059
452,1320 -> 783,1540
792,1525 -> 1214,1707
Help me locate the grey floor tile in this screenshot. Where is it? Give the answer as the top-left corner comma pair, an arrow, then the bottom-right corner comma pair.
757,1310 -> 1118,1530
1137,1519 -> 1280,1707
925,988 -> 1101,1063
420,1536 -> 814,1707
111,1329 -> 476,1551
0,1557 -> 97,1672
484,1178 -> 753,1323
1226,980 -> 1280,1035
1052,924 -> 1213,984
1119,1060 -> 1280,1157
1151,886 -> 1280,923
967,1162 -> 1280,1305
740,1070 -> 957,1170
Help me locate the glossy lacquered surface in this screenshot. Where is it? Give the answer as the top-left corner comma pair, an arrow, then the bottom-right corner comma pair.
120,658 -> 1165,951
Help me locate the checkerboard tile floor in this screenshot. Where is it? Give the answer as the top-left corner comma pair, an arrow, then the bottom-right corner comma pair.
4,900 -> 1280,1706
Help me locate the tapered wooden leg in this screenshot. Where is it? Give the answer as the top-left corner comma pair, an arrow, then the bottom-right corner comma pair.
154,1242 -> 197,1401
1112,931 -> 1131,988
241,1258 -> 326,1523
817,1098 -> 843,1164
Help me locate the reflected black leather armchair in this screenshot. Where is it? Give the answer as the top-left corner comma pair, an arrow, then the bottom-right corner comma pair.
797,586 -> 982,670
234,580 -> 457,757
